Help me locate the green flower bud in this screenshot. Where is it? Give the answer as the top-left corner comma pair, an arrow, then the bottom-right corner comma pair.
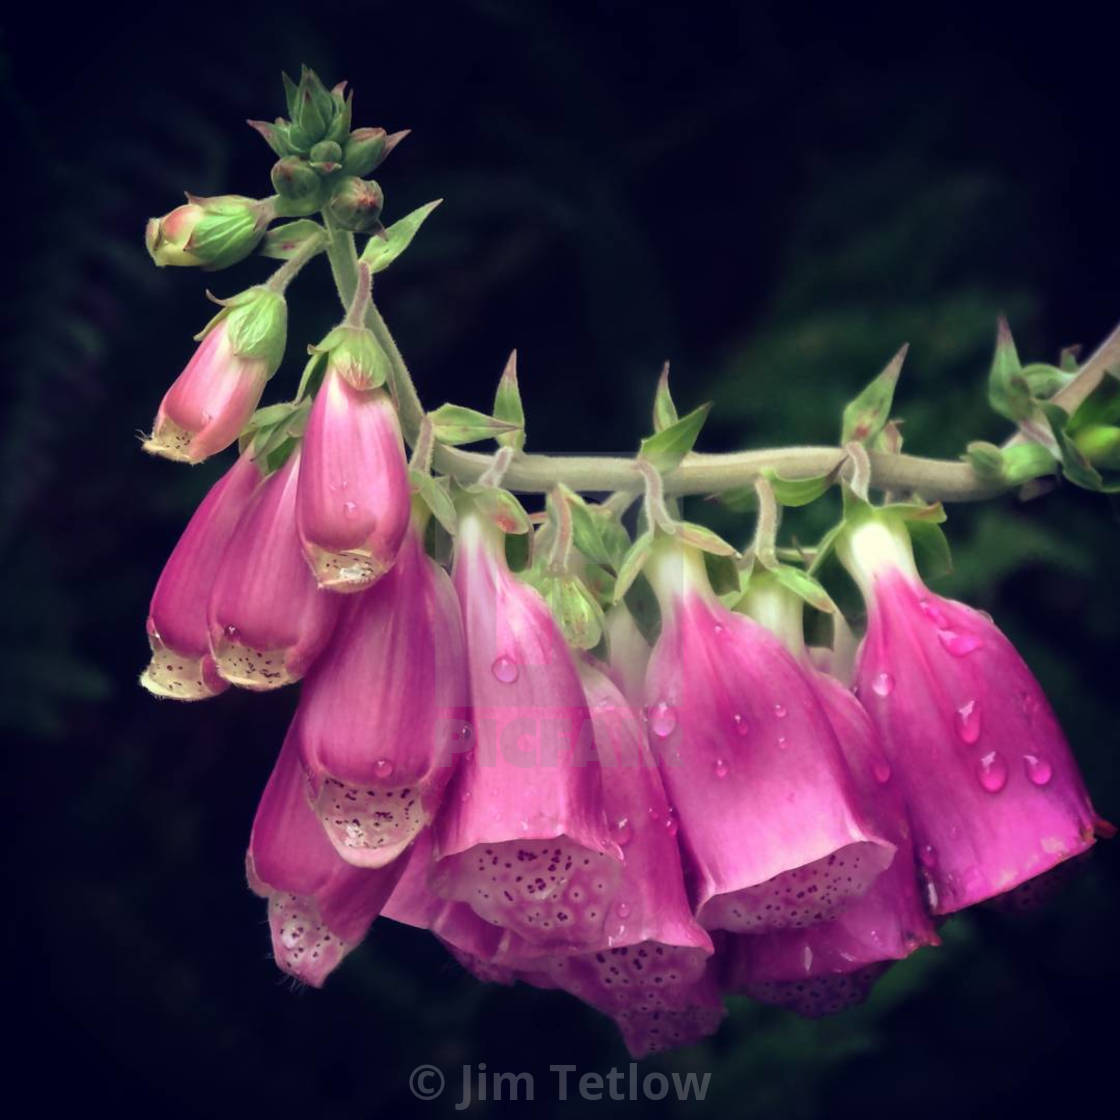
145,195 -> 273,270
341,127 -> 388,176
309,140 -> 342,167
325,177 -> 384,232
1073,423 -> 1120,470
271,157 -> 321,203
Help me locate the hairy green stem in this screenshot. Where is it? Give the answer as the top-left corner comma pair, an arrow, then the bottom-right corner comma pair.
320,218 -> 1118,503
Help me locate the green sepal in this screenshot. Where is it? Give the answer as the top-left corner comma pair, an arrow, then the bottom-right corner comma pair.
359,200 -> 443,273
987,317 -> 1036,423
612,531 -> 655,603
464,485 -> 532,534
1001,442 -> 1058,485
1068,371 -> 1120,431
1059,345 -> 1082,373
324,83 -> 353,146
673,521 -> 739,557
409,470 -> 458,534
247,118 -> 295,158
1020,363 -> 1074,400
652,363 -> 678,432
841,344 -> 907,445
220,287 -> 288,373
703,551 -> 742,598
428,403 -> 521,446
906,519 -> 953,580
313,324 -> 390,391
964,441 -> 1006,481
238,398 -> 309,473
638,402 -> 711,473
259,220 -> 325,261
1038,402 -> 1108,491
534,573 -> 606,650
492,351 -> 526,452
766,465 -> 841,507
285,67 -> 337,151
178,194 -> 270,271
768,563 -> 837,614
553,486 -> 613,567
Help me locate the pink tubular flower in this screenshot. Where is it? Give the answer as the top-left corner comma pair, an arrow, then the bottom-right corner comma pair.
642,539 -> 895,934
141,451 -> 262,699
838,511 -> 1109,915
296,368 -> 410,591
431,510 -> 621,951
517,661 -> 723,1058
724,576 -> 938,1012
294,522 -> 468,867
207,449 -> 342,689
247,728 -> 406,986
143,286 -> 286,465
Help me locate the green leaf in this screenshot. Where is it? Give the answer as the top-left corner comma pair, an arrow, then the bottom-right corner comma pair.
428,403 -> 521,446
409,471 -> 457,534
840,343 -> 907,445
613,531 -> 655,602
1068,372 -> 1120,432
906,520 -> 953,580
259,219 -> 325,260
558,488 -> 614,567
770,564 -> 837,614
1020,362 -> 1073,400
359,200 -> 442,273
652,362 -> 678,432
492,350 -> 526,451
638,402 -> 711,473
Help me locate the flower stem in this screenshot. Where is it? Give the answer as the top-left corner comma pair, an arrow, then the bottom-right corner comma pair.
320,215 -> 1119,503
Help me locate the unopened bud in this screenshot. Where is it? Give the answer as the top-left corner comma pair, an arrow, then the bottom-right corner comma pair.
146,195 -> 272,270
271,157 -> 321,203
341,127 -> 388,176
309,140 -> 342,167
325,177 -> 384,232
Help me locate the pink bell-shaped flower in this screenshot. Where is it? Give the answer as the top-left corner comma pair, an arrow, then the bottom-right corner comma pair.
516,661 -> 723,1057
294,520 -> 469,867
642,538 -> 895,933
838,510 -> 1109,914
247,727 -> 407,986
296,368 -> 410,591
207,449 -> 342,689
141,450 -> 262,699
432,510 -> 621,951
143,288 -> 286,464
725,576 -> 938,1012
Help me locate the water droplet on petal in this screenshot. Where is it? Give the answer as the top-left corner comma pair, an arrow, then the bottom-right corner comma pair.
732,712 -> 749,736
1024,754 -> 1053,786
648,701 -> 677,738
223,624 -> 240,640
714,758 -> 729,779
871,671 -> 895,697
919,598 -> 950,627
954,699 -> 981,744
342,500 -> 359,519
713,623 -> 725,636
872,758 -> 892,784
773,703 -> 788,719
612,817 -> 633,847
919,843 -> 938,868
977,751 -> 1008,793
373,758 -> 394,779
938,629 -> 982,656
616,901 -> 631,919
663,813 -> 679,838
491,656 -> 519,684
776,735 -> 788,749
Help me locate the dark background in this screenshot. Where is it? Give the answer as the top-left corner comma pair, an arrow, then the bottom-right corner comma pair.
3,2 -> 1119,1116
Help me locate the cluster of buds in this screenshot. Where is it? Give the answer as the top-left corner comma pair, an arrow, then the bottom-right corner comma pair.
137,69 -> 1114,1058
